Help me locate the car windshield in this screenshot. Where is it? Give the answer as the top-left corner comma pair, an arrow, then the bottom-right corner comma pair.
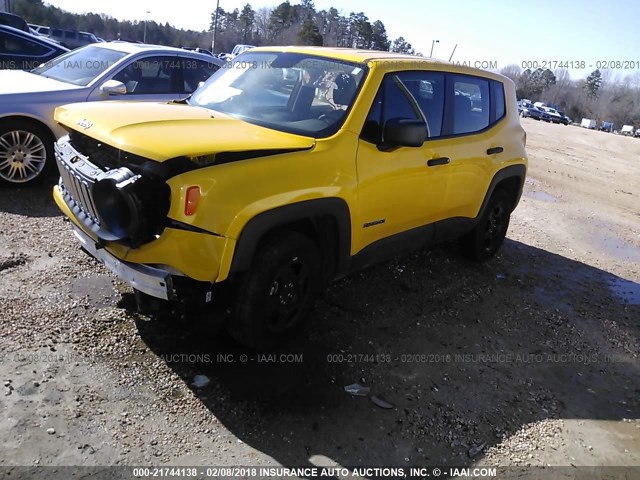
189,51 -> 367,137
31,45 -> 127,86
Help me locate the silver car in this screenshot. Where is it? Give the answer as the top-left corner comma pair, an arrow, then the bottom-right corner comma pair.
0,42 -> 223,185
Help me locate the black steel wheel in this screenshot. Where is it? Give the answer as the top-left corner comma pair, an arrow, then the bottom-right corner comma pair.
460,189 -> 512,261
227,231 -> 322,349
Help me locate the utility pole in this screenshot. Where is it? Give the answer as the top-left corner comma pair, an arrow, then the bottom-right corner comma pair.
430,39 -> 439,57
448,44 -> 458,62
143,11 -> 150,43
211,0 -> 220,53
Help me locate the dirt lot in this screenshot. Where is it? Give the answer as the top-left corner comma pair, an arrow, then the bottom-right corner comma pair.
0,119 -> 639,477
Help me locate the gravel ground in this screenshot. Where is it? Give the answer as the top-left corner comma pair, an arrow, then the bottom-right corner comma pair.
0,119 -> 638,476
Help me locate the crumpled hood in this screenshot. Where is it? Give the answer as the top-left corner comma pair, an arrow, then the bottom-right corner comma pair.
54,101 -> 316,161
0,70 -> 82,95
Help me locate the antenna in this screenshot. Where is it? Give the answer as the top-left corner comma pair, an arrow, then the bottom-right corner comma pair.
448,44 -> 458,62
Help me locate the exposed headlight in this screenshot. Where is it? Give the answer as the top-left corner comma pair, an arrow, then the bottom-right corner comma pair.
92,167 -> 170,245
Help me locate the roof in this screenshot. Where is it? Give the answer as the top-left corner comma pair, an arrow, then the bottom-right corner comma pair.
89,41 -> 224,66
247,45 -> 508,82
95,41 -> 191,54
0,24 -> 69,50
249,45 -> 445,65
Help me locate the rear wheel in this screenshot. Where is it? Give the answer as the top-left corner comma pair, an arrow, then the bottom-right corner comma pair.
460,189 -> 512,261
0,121 -> 53,186
227,231 -> 322,350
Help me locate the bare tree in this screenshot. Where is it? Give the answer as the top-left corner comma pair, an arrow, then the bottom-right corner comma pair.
499,64 -> 521,83
254,7 -> 272,42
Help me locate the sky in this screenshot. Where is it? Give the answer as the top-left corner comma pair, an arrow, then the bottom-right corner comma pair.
44,0 -> 640,80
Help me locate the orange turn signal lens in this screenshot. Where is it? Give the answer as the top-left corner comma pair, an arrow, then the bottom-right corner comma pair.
185,186 -> 201,216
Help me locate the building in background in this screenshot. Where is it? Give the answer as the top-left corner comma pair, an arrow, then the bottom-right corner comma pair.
1,0 -> 12,13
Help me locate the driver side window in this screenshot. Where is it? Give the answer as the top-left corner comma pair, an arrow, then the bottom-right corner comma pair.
361,71 -> 445,144
361,75 -> 420,144
113,56 -> 178,95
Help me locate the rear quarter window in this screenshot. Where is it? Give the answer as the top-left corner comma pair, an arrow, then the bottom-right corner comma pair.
452,76 -> 490,135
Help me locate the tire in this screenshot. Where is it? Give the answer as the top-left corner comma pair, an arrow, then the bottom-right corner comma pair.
460,189 -> 512,261
0,120 -> 54,186
227,231 -> 323,350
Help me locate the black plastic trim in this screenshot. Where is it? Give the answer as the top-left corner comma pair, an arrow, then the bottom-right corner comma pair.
230,198 -> 352,277
166,218 -> 224,237
350,165 -> 526,272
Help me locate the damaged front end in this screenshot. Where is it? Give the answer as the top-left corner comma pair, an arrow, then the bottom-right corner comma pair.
53,130 -> 226,317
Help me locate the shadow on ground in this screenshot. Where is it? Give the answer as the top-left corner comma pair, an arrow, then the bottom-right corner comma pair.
0,182 -> 61,218
132,239 -> 639,468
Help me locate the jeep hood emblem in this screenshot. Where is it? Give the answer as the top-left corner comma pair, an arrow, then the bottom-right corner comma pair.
77,118 -> 93,130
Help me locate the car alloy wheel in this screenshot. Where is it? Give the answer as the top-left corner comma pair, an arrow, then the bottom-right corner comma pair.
0,129 -> 48,184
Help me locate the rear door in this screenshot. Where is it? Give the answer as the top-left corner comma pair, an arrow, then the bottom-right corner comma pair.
436,74 -> 506,222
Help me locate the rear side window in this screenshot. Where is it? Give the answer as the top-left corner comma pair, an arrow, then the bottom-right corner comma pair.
452,76 -> 490,135
182,59 -> 220,93
0,31 -> 50,56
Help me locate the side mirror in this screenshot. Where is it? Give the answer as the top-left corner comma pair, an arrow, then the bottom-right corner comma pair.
381,118 -> 427,150
100,79 -> 127,95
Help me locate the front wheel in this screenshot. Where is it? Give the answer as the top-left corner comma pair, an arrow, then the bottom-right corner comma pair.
227,231 -> 323,350
0,121 -> 53,186
460,189 -> 512,261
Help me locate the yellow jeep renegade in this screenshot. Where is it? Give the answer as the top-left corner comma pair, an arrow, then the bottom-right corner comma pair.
53,46 -> 527,349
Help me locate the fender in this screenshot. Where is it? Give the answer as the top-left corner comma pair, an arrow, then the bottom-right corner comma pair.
477,164 -> 526,219
228,197 -> 352,277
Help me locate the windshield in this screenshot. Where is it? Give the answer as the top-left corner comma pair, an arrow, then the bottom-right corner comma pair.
190,52 -> 367,137
32,45 -> 128,86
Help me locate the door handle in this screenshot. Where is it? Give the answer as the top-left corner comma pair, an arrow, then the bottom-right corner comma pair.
486,146 -> 504,155
427,157 -> 450,167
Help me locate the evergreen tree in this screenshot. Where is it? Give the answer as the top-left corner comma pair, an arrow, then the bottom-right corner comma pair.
584,69 -> 603,99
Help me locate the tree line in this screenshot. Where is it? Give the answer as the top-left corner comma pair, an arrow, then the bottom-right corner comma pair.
12,0 -> 418,55
501,65 -> 640,128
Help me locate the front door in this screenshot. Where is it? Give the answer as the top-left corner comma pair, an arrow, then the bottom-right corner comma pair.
355,71 -> 452,251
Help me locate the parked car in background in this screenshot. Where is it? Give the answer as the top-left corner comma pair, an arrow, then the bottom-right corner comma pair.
541,106 -> 563,124
539,109 -> 552,122
0,12 -> 29,32
0,25 -> 69,70
0,42 -> 223,185
581,118 -> 596,129
48,28 -> 99,49
518,101 -> 542,120
556,110 -> 570,126
182,47 -> 214,56
218,43 -> 256,60
28,24 -> 50,36
635,128 -> 640,138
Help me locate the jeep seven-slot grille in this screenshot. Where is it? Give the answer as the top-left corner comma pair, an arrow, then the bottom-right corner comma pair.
56,149 -> 101,225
